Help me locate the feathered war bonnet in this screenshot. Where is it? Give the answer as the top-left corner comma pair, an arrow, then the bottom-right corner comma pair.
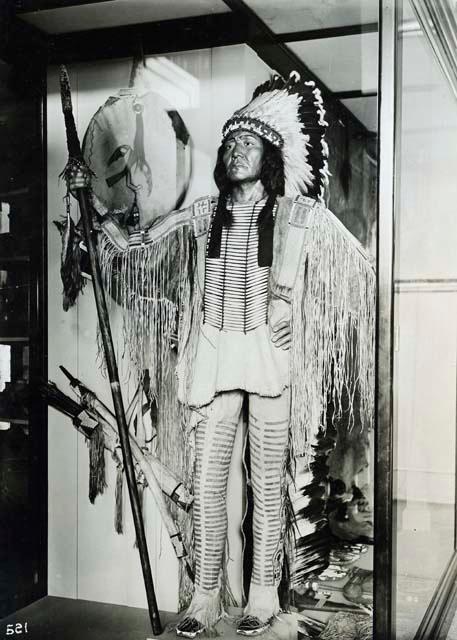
209,71 -> 330,265
221,71 -> 330,201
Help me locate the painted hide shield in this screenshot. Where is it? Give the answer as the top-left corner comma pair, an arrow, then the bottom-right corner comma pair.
82,88 -> 191,228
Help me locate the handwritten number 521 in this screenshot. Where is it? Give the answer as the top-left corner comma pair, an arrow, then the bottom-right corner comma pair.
6,623 -> 28,635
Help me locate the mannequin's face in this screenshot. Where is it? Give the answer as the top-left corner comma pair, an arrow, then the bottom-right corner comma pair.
222,129 -> 264,184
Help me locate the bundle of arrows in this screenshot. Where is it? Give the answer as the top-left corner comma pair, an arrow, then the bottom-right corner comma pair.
42,365 -> 194,583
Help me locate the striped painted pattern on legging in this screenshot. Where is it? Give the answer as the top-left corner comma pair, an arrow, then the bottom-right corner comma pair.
192,391 -> 290,594
204,201 -> 276,333
249,399 -> 289,586
193,397 -> 241,590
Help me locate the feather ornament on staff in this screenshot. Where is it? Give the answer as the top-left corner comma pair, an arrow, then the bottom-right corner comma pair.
58,65 -> 162,635
59,366 -> 193,512
44,380 -> 107,503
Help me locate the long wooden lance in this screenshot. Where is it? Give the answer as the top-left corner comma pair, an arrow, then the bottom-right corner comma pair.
58,65 -> 162,635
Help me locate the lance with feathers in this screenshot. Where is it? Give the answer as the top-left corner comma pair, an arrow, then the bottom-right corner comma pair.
58,65 -> 162,634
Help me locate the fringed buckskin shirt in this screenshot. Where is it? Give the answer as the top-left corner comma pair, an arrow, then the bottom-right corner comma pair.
99,194 -> 375,459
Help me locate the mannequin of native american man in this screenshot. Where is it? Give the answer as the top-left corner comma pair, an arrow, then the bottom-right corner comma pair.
69,72 -> 375,638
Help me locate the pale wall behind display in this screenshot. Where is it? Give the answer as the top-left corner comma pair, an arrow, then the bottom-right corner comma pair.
47,45 -> 271,611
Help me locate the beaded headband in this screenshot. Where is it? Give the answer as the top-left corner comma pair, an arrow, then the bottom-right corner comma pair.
222,117 -> 283,148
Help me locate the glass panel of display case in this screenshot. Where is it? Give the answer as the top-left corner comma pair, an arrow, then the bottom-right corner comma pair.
392,2 -> 457,636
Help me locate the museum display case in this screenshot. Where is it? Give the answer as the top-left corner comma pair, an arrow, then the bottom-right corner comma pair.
1,1 -> 457,638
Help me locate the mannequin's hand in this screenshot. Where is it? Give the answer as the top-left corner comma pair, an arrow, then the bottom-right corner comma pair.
68,165 -> 91,195
271,319 -> 291,350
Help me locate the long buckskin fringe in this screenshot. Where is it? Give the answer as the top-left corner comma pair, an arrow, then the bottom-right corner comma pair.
88,422 -> 107,503
290,204 -> 375,462
98,223 -> 200,431
98,221 -> 200,607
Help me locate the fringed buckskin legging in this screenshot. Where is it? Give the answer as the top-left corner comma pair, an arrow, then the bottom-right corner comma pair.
188,388 -> 290,625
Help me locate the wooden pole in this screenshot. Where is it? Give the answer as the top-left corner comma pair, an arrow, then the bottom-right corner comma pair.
58,65 -> 162,635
